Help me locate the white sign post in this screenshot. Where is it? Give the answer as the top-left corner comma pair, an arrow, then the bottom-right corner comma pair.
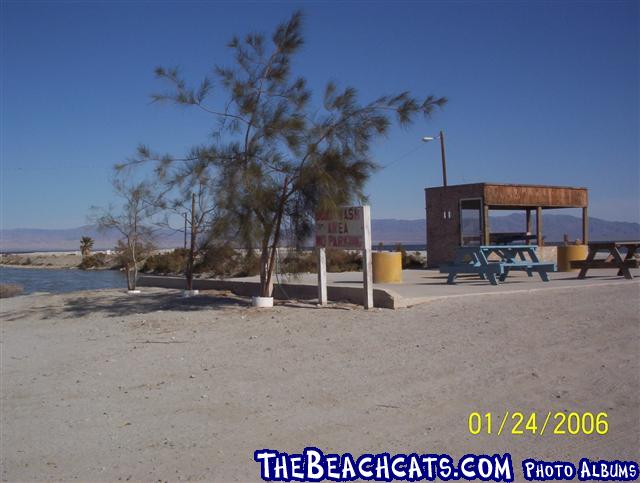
361,205 -> 373,309
317,247 -> 327,306
315,205 -> 373,309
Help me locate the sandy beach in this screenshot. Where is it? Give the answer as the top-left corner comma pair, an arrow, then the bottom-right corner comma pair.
1,283 -> 638,481
0,252 -> 83,269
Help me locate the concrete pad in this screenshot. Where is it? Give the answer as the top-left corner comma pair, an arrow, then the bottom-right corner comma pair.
139,267 -> 639,309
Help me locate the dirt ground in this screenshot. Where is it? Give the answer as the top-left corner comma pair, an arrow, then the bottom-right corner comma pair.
1,284 -> 638,481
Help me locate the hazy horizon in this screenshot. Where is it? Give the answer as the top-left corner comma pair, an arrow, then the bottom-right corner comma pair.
2,213 -> 638,254
2,211 -> 640,232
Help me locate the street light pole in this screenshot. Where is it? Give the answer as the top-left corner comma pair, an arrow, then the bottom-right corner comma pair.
183,213 -> 188,249
438,130 -> 448,187
422,130 -> 448,187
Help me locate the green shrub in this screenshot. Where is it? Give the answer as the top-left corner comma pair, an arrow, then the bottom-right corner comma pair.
393,243 -> 424,269
235,249 -> 261,277
0,283 -> 24,298
327,248 -> 362,272
404,251 -> 425,269
393,242 -> 407,266
143,249 -> 188,274
141,246 -> 368,277
279,249 -> 362,273
195,244 -> 242,277
78,253 -> 108,269
281,251 -> 316,274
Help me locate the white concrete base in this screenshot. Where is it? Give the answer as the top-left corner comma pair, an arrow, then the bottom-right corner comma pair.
127,290 -> 141,294
252,296 -> 274,308
182,290 -> 200,297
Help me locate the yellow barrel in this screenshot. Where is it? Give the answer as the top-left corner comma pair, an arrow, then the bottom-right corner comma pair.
556,244 -> 588,272
372,252 -> 402,283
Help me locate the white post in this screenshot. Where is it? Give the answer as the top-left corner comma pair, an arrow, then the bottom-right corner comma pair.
317,247 -> 327,306
362,205 -> 374,309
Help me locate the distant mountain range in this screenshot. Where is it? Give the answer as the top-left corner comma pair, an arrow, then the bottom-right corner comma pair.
373,214 -> 640,245
1,214 -> 639,252
0,226 -> 184,252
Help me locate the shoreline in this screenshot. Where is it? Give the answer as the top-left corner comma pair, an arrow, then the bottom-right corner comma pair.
1,263 -> 81,270
0,263 -> 119,271
0,252 -> 116,271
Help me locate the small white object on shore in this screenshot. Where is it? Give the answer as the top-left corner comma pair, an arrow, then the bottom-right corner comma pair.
252,296 -> 274,308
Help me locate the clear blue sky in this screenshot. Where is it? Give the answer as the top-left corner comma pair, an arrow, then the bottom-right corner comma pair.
1,0 -> 638,229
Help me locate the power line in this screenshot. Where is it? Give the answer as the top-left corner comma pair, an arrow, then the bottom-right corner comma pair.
380,143 -> 425,170
4,143 -> 427,173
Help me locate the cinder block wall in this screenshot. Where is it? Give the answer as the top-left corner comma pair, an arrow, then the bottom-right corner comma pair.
425,185 -> 483,268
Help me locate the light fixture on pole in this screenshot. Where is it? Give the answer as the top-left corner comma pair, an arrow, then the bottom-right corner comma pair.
422,130 -> 448,187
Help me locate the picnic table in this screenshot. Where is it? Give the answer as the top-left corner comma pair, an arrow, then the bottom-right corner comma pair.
440,245 -> 556,286
490,232 -> 539,245
572,241 -> 640,280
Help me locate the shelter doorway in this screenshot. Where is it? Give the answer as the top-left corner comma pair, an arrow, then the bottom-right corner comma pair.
459,198 -> 483,246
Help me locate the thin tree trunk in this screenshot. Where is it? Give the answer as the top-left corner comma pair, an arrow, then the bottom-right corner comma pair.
126,264 -> 135,290
258,221 -> 274,297
131,216 -> 138,290
262,177 -> 289,298
259,242 -> 271,297
124,234 -> 134,290
128,257 -> 138,290
131,245 -> 137,290
186,193 -> 196,291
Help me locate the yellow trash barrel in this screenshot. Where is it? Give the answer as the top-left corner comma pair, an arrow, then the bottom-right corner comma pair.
556,245 -> 588,272
372,252 -> 402,283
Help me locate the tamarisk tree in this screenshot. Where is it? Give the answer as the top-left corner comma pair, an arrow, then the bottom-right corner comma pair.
93,178 -> 160,291
154,168 -> 218,291
133,11 -> 446,298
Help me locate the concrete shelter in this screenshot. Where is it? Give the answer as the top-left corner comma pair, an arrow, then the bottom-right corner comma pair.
424,183 -> 589,267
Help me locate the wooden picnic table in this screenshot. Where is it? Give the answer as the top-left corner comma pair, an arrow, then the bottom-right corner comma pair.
573,241 -> 640,280
440,245 -> 556,286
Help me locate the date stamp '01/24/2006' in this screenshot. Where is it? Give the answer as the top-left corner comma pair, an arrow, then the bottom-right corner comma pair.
467,411 -> 609,437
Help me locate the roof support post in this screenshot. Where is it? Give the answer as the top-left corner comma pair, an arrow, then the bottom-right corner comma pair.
526,208 -> 532,245
536,206 -> 543,247
483,204 -> 490,245
582,206 -> 589,244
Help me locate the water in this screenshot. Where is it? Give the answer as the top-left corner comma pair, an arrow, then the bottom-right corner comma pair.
0,267 -> 126,295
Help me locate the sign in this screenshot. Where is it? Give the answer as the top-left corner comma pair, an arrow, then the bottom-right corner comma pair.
315,206 -> 365,249
315,205 -> 373,309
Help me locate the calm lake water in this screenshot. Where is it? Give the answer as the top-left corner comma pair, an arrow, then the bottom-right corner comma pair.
0,267 -> 126,294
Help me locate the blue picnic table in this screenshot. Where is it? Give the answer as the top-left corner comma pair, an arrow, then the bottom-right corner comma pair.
440,245 -> 556,285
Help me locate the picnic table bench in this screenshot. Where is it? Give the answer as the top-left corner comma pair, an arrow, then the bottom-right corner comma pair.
571,241 -> 640,280
440,245 -> 556,286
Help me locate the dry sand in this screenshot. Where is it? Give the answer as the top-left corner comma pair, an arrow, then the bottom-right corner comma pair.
0,252 -> 83,269
1,284 -> 639,481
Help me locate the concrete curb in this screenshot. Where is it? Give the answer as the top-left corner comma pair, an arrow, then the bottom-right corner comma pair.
138,275 -> 398,309
139,274 -> 638,310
